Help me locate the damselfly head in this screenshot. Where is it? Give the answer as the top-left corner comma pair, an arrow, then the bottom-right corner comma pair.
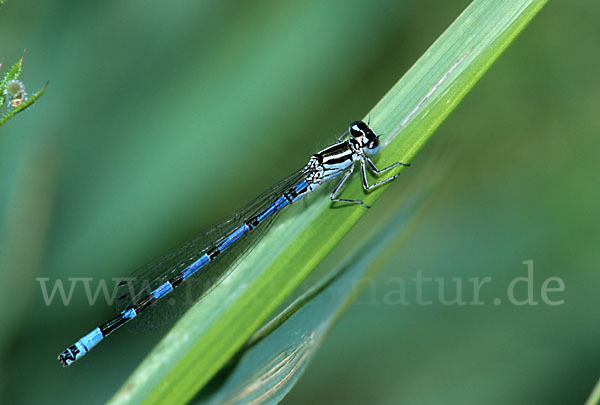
349,120 -> 380,155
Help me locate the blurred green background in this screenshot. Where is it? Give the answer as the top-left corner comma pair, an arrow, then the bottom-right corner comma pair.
0,0 -> 598,404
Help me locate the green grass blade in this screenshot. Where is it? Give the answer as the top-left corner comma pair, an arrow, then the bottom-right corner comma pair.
585,378 -> 600,405
196,169 -> 440,404
109,0 -> 547,403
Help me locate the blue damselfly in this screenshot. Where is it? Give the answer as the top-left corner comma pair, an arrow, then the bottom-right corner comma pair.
58,120 -> 409,366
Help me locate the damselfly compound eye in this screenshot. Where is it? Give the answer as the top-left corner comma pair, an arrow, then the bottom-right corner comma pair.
349,120 -> 369,138
365,136 -> 380,155
367,137 -> 379,150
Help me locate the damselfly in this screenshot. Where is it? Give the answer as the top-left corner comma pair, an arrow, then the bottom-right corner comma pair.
58,120 -> 409,366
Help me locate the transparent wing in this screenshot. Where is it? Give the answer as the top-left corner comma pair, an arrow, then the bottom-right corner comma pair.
115,167 -> 308,332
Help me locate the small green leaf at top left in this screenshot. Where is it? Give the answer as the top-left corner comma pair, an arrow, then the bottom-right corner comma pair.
0,55 -> 47,128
